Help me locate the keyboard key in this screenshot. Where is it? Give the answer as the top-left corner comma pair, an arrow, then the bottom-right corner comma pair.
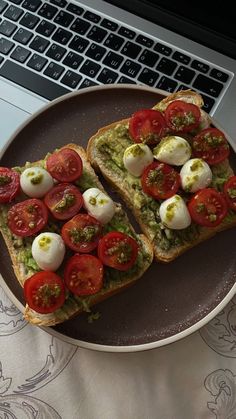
0,20 -> 17,36
210,68 -> 229,83
97,67 -> 118,84
46,43 -> 66,61
29,35 -> 49,53
61,69 -> 81,88
138,67 -> 159,86
9,0 -> 22,4
0,59 -> 70,99
80,59 -> 101,78
156,57 -> 177,76
201,94 -> 215,112
70,17 -> 90,35
136,34 -> 154,48
117,76 -> 136,84
79,78 -> 99,89
120,59 -> 141,78
121,41 -> 142,59
86,43 -> 106,61
154,43 -> 172,56
10,44 -> 30,62
104,33 -> 124,51
27,53 -> 47,71
118,26 -> 135,39
87,25 -> 107,43
0,1 -> 8,13
0,37 -> 14,54
4,5 -> 23,21
193,73 -> 223,97
50,0 -> 67,7
172,51 -> 191,65
44,61 -> 64,80
52,27 -> 72,44
36,19 -> 56,37
38,3 -> 58,20
54,10 -> 74,27
101,18 -> 118,31
22,0 -> 42,12
103,51 -> 123,69
156,76 -> 177,92
177,84 -> 190,91
19,12 -> 39,29
174,66 -> 195,84
191,60 -> 209,74
66,3 -> 83,16
62,51 -> 83,69
69,35 -> 89,53
14,27 -> 33,45
83,11 -> 100,23
138,49 -> 159,67
0,55 -> 4,64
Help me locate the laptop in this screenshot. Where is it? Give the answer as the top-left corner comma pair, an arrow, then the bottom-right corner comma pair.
0,0 -> 236,150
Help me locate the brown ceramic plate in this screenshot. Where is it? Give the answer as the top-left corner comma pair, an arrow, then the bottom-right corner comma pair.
1,85 -> 236,352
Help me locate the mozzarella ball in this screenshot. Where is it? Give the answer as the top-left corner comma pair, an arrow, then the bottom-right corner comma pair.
180,158 -> 212,193
153,136 -> 191,166
159,195 -> 191,230
20,167 -> 54,198
32,232 -> 65,271
123,144 -> 153,177
83,187 -> 115,224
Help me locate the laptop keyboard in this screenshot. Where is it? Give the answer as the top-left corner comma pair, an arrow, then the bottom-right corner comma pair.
0,0 -> 232,113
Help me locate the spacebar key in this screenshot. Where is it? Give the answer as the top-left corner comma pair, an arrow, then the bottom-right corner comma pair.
0,60 -> 70,101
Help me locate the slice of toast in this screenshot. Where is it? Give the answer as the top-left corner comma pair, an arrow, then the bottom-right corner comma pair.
87,90 -> 236,263
0,144 -> 153,326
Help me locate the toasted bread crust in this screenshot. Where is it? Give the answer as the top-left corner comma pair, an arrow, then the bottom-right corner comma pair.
0,144 -> 153,326
87,91 -> 236,263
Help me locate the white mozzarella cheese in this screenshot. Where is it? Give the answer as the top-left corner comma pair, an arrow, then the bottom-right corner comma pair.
180,158 -> 212,192
159,195 -> 191,230
32,232 -> 65,271
123,144 -> 153,177
153,136 -> 191,166
20,167 -> 54,198
83,187 -> 115,224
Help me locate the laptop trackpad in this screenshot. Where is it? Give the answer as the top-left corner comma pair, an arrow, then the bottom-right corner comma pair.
0,99 -> 30,150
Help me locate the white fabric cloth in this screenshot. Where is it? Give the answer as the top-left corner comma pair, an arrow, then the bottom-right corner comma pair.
1,284 -> 236,419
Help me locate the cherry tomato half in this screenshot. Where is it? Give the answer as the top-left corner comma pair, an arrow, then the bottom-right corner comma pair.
188,188 -> 228,227
223,176 -> 236,211
141,161 -> 180,200
61,213 -> 102,253
8,198 -> 48,237
46,148 -> 83,182
0,167 -> 20,203
164,100 -> 201,132
98,231 -> 138,271
24,271 -> 65,314
129,109 -> 167,144
192,128 -> 230,165
64,254 -> 104,296
44,183 -> 83,220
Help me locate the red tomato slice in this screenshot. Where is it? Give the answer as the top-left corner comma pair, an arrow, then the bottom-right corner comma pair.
141,161 -> 180,200
192,128 -> 230,165
188,188 -> 227,227
98,231 -> 138,271
61,213 -> 102,253
46,148 -> 83,182
129,109 -> 167,144
64,254 -> 103,296
165,100 -> 201,132
8,198 -> 48,237
44,183 -> 83,220
24,271 -> 65,314
0,167 -> 20,203
223,176 -> 236,211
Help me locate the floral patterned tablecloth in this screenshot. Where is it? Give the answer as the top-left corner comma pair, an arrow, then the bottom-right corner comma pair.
1,283 -> 236,419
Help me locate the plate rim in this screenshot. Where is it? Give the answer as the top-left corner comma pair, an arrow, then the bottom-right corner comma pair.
0,84 -> 235,352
